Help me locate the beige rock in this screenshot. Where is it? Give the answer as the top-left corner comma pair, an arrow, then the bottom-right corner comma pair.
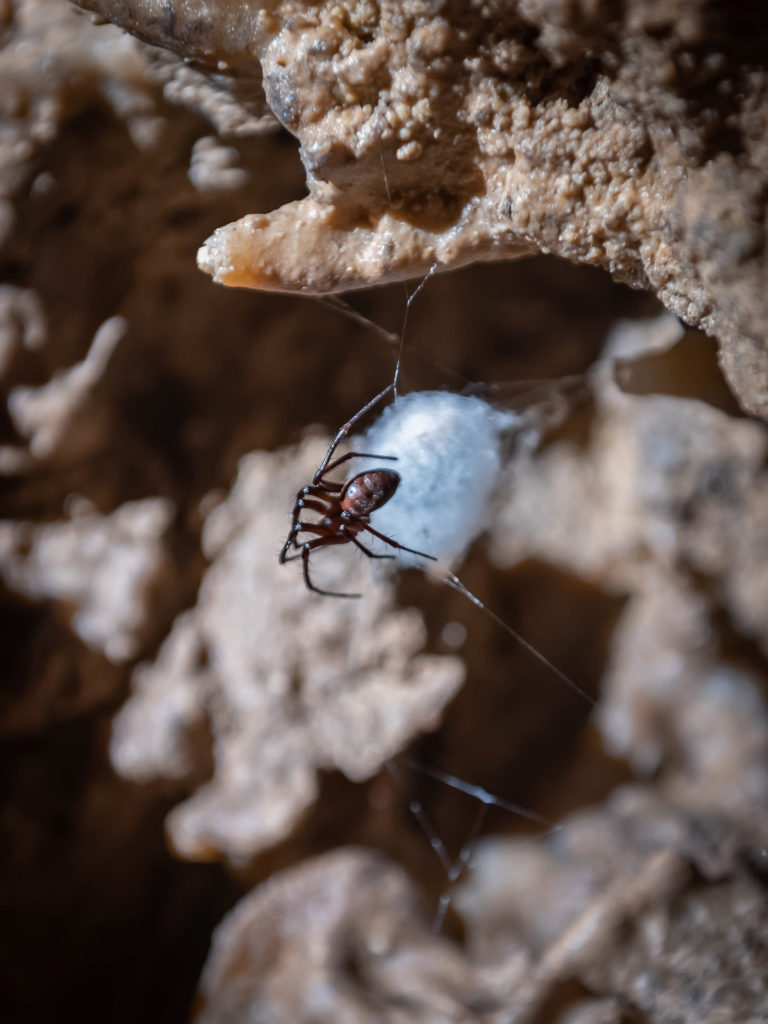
111,438 -> 464,861
8,315 -> 125,460
0,495 -> 174,662
73,0 -> 768,414
3,1 -> 768,1013
491,315 -> 768,649
0,285 -> 45,378
196,847 -> 492,1024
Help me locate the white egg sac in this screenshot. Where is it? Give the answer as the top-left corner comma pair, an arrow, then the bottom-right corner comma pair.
353,391 -> 515,567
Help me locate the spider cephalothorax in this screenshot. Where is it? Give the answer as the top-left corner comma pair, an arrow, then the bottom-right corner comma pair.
279,385 -> 435,597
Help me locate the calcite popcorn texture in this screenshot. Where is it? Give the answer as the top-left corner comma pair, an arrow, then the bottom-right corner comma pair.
111,438 -> 463,861
3,0 -> 768,1019
191,317 -> 768,1024
197,844 -> 768,1023
195,848 -> 491,1024
72,0 -> 768,416
0,495 -> 173,663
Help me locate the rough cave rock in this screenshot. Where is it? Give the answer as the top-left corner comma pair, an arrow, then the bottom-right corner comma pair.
71,0 -> 768,417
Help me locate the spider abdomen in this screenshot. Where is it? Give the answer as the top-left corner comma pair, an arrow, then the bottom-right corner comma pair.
341,469 -> 400,517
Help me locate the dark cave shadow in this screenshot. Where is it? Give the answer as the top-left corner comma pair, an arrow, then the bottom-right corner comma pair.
614,327 -> 745,418
386,554 -> 632,912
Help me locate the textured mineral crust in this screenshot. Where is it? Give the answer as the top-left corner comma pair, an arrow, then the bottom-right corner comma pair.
196,841 -> 768,1023
71,0 -> 768,417
195,847 -> 488,1024
0,493 -> 173,663
111,438 -> 463,861
3,1 -> 768,1022
185,316 -> 768,1023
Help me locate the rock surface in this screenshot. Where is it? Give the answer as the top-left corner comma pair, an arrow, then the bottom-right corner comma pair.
3,2 -> 768,1022
71,0 -> 768,417
111,439 -> 463,861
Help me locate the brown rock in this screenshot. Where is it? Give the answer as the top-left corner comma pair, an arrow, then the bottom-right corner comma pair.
73,0 -> 768,414
4,1 -> 768,1018
195,847 -> 489,1024
110,439 -> 463,861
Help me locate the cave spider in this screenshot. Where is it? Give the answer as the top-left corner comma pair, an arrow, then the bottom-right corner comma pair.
279,383 -> 436,598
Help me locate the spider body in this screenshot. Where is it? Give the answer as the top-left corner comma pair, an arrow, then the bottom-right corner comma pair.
341,469 -> 400,517
280,385 -> 436,598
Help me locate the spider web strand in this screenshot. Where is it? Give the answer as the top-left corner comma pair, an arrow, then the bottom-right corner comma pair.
442,571 -> 596,708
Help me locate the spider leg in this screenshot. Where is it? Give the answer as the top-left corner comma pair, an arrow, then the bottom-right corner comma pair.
314,384 -> 394,481
309,481 -> 345,494
280,504 -> 307,563
279,526 -> 298,563
320,451 -> 397,478
301,539 -> 362,599
305,481 -> 342,495
351,536 -> 396,560
279,487 -> 339,563
363,524 -> 438,562
296,498 -> 328,515
282,520 -> 336,559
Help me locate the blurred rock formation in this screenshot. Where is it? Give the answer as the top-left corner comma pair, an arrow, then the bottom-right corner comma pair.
2,1 -> 767,1022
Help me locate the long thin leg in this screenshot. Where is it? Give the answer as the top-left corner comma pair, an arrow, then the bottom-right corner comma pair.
280,487 -> 339,563
283,387 -> 395,566
279,501 -> 310,563
301,539 -> 362,599
314,384 -> 394,480
288,529 -> 397,565
281,551 -> 304,562
304,480 -> 343,494
363,524 -> 438,561
394,262 -> 438,399
351,536 -> 396,560
282,520 -> 339,562
281,500 -> 334,562
319,450 -> 397,479
280,514 -> 301,563
283,522 -> 344,563
294,498 -> 328,515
